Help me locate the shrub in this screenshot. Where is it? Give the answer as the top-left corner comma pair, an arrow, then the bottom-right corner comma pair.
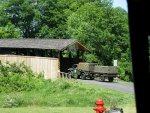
0,62 -> 44,93
2,96 -> 19,108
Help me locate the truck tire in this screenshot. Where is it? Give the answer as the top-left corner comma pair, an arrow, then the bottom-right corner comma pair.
108,77 -> 114,82
99,75 -> 105,82
90,77 -> 94,80
89,73 -> 94,80
81,73 -> 86,80
77,75 -> 80,79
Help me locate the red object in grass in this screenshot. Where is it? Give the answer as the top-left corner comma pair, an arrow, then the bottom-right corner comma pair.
93,99 -> 106,113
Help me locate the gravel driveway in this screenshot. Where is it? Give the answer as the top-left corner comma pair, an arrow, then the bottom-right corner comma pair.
78,79 -> 135,94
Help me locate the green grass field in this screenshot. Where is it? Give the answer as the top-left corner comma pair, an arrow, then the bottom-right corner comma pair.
0,75 -> 136,113
0,79 -> 135,106
0,105 -> 136,113
0,62 -> 137,113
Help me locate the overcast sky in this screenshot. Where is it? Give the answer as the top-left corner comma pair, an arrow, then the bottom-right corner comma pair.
113,0 -> 128,11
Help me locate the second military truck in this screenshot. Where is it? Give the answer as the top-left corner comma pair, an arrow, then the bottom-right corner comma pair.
68,62 -> 118,82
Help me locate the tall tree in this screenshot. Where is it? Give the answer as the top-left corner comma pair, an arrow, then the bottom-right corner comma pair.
35,0 -> 66,38
67,2 -> 129,65
35,0 -> 101,38
0,0 -> 36,38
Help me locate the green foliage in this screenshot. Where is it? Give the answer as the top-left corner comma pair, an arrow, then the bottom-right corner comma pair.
0,23 -> 21,38
0,0 -> 36,38
0,62 -> 43,92
67,2 -> 105,48
67,2 -> 129,65
2,96 -> 19,108
118,52 -> 133,82
84,53 -> 99,63
0,79 -> 135,107
35,0 -> 69,39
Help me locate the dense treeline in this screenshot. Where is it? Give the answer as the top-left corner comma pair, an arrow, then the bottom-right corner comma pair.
0,0 -> 132,81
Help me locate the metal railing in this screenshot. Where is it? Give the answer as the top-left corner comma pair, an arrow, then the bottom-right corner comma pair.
60,72 -> 71,79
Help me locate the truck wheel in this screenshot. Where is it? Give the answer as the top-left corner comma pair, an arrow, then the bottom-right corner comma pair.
77,75 -> 80,79
99,75 -> 105,82
90,76 -> 94,80
89,74 -> 94,80
81,74 -> 86,80
108,77 -> 114,82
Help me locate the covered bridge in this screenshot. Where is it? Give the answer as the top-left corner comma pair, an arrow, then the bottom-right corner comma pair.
0,39 -> 90,73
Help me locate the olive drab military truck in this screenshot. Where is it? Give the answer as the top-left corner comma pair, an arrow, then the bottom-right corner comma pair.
68,62 -> 118,82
